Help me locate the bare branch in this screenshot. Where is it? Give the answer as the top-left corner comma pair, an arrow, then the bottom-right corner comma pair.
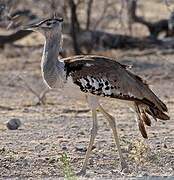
127,0 -> 170,38
86,0 -> 93,30
18,76 -> 49,105
93,0 -> 109,30
68,0 -> 81,54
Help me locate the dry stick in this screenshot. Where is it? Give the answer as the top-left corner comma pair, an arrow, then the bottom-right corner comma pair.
39,88 -> 50,105
18,76 -> 49,105
62,109 -> 90,114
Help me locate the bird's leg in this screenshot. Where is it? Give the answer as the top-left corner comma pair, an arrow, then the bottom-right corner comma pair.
77,109 -> 98,176
98,105 -> 128,171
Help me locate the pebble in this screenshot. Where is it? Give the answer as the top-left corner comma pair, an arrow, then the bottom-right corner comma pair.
75,144 -> 96,152
75,144 -> 87,152
6,118 -> 21,130
78,131 -> 85,135
61,144 -> 68,150
163,143 -> 167,148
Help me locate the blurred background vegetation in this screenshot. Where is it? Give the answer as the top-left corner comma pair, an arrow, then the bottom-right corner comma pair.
1,0 -> 174,55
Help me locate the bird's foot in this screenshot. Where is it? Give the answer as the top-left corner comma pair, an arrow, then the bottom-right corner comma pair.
121,161 -> 129,173
76,169 -> 86,176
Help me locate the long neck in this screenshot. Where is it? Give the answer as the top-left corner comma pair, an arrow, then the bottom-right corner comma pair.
41,33 -> 64,88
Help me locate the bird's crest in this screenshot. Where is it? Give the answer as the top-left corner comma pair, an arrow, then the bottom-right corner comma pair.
51,12 -> 59,19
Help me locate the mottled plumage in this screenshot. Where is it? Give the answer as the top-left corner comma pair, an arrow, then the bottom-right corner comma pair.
63,55 -> 169,138
64,55 -> 167,109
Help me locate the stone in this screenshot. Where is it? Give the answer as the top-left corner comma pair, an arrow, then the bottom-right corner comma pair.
6,118 -> 21,130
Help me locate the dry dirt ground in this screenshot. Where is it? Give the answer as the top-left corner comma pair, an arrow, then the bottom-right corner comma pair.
0,34 -> 174,180
0,1 -> 174,179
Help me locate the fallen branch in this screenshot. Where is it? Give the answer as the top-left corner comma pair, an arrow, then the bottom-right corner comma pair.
62,109 -> 90,114
18,76 -> 49,105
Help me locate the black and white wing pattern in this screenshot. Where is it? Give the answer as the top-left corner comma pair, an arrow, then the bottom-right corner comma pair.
63,55 -> 169,138
64,55 -> 167,111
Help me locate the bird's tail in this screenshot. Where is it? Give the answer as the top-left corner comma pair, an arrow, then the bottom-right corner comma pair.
134,102 -> 169,139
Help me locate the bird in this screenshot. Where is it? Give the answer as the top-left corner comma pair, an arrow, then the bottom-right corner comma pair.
23,15 -> 169,175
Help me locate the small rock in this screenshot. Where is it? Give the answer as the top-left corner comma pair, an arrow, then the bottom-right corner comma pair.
57,135 -> 63,138
45,157 -> 50,161
142,172 -> 148,176
104,128 -> 110,131
6,118 -> 21,130
75,144 -> 87,152
61,144 -> 68,150
78,131 -> 85,135
75,144 -> 96,152
156,144 -> 161,149
163,143 -> 167,148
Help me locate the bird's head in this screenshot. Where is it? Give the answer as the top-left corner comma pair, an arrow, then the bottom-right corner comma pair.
23,16 -> 63,38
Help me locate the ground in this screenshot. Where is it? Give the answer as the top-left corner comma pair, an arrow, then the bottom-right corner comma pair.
0,1 -> 174,179
0,35 -> 174,179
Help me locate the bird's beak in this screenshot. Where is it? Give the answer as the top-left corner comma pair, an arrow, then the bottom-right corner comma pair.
22,23 -> 39,31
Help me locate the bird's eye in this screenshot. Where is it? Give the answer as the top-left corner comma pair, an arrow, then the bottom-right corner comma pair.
46,20 -> 57,27
46,22 -> 51,26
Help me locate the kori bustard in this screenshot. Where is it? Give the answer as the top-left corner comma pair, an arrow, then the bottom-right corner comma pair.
23,16 -> 169,175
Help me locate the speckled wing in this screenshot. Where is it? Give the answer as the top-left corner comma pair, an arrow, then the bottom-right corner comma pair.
64,55 -> 167,112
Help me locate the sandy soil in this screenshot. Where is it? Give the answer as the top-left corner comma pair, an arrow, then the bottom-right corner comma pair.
0,1 -> 174,179
0,39 -> 174,180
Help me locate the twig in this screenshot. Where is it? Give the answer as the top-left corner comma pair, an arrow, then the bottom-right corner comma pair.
18,76 -> 49,105
62,109 -> 90,114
